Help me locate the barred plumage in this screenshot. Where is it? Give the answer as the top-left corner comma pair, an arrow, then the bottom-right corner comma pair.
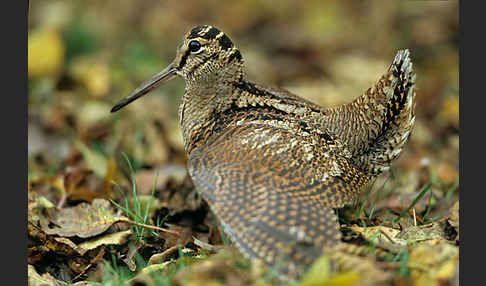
112,25 -> 416,279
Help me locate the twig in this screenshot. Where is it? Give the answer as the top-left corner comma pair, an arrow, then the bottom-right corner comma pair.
379,229 -> 396,244
119,217 -> 180,236
418,217 -> 448,228
413,208 -> 417,227
72,247 -> 105,282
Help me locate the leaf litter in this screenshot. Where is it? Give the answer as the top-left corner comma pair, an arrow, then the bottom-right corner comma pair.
28,1 -> 458,285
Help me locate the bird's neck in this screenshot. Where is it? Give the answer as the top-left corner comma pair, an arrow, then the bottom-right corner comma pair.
179,64 -> 244,153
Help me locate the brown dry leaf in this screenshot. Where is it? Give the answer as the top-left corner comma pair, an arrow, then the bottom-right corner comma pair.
122,241 -> 144,271
101,157 -> 119,199
30,220 -> 129,259
396,224 -> 446,243
28,245 -> 50,265
29,175 -> 66,207
148,244 -> 182,265
29,166 -> 106,207
193,237 -> 222,253
42,198 -> 126,238
29,222 -> 79,257
158,225 -> 195,251
64,167 -> 103,203
54,237 -> 84,254
28,263 -> 102,286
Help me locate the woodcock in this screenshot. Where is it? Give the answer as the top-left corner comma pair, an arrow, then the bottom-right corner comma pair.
112,25 -> 416,278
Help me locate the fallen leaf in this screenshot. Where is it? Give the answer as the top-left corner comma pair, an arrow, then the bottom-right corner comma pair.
28,264 -> 68,286
42,198 -> 125,238
396,224 -> 446,243
448,200 -> 459,226
148,244 -> 182,265
28,28 -> 65,78
297,254 -> 332,286
193,237 -> 221,253
64,167 -> 103,203
348,225 -> 406,253
408,243 -> 459,285
101,157 -> 119,199
70,56 -> 111,97
77,229 -> 133,254
330,249 -> 392,286
28,191 -> 56,226
122,241 -> 143,271
29,222 -> 82,256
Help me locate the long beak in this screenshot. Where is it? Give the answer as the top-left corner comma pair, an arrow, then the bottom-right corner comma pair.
111,63 -> 177,113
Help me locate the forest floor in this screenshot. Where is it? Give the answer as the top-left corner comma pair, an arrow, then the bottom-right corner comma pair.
28,1 -> 458,285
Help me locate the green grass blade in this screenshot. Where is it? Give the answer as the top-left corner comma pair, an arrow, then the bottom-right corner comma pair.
395,182 -> 433,223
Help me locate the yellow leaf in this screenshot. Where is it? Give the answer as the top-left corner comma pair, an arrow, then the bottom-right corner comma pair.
28,28 -> 65,78
323,272 -> 360,286
297,255 -> 332,286
70,57 -> 111,97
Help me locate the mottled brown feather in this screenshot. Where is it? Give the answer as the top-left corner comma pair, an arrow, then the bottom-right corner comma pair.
187,115 -> 366,276
113,25 -> 416,280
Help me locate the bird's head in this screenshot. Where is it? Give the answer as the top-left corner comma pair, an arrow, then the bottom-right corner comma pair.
111,25 -> 243,113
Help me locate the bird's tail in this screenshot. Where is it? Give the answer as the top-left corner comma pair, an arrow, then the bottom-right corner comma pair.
357,49 -> 416,176
325,50 -> 416,176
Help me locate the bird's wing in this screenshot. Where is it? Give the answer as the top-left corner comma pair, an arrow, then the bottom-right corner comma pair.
187,120 -> 368,277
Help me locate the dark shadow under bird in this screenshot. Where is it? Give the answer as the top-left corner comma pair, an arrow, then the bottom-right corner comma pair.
112,25 -> 416,279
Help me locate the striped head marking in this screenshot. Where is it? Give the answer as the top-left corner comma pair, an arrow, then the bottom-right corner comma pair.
173,25 -> 243,81
111,25 -> 243,112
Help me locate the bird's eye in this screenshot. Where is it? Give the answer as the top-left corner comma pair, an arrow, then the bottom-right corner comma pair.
188,40 -> 202,53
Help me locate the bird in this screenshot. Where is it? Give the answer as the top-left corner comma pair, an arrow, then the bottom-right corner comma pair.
111,25 -> 416,279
